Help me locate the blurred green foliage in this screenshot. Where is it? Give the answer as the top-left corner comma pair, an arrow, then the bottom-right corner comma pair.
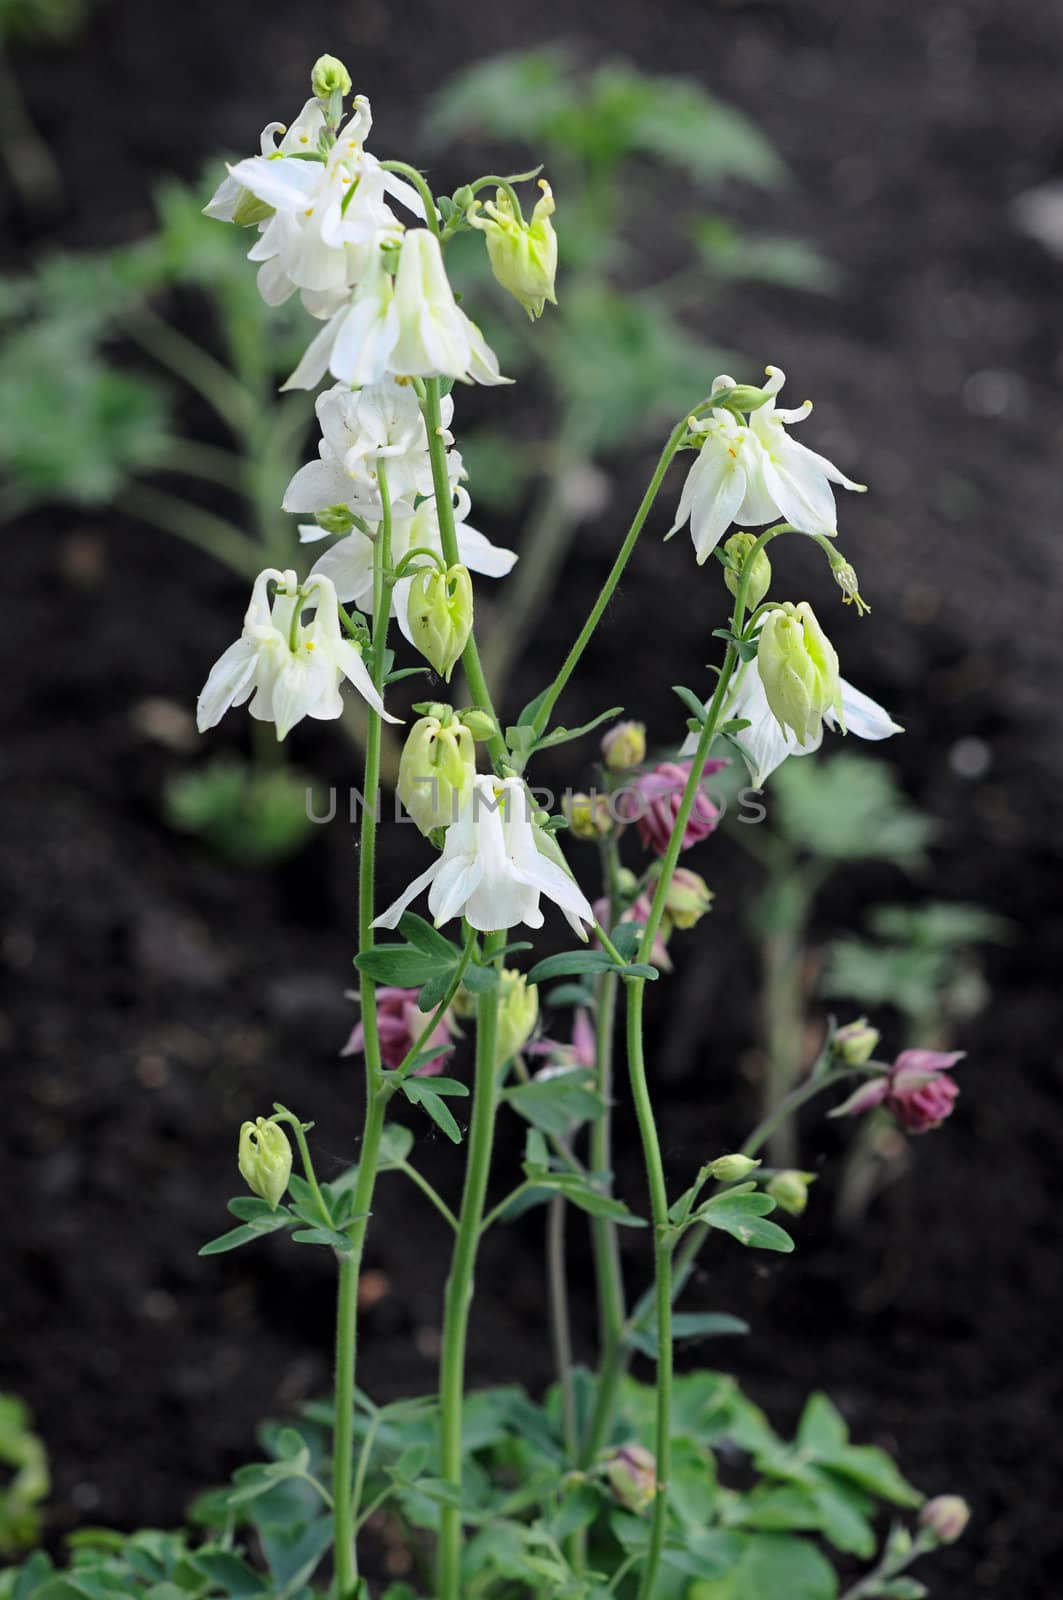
164,756 -> 317,866
0,1395 -> 49,1560
0,0 -> 84,42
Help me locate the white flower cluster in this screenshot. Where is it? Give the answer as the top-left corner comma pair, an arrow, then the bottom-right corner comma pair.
206,93 -> 505,392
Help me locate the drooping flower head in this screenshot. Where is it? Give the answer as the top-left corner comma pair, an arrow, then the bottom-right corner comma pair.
196,568 -> 399,740
756,601 -> 843,746
616,760 -> 727,857
834,1048 -> 965,1134
468,179 -> 558,319
373,776 -> 595,936
342,987 -> 455,1076
669,368 -> 865,562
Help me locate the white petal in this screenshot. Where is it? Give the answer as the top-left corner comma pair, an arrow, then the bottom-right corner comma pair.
196,638 -> 260,731
283,459 -> 352,513
281,311 -> 343,392
371,859 -> 443,931
227,155 -> 322,212
759,448 -> 839,538
331,639 -> 402,723
309,534 -> 375,606
683,446 -> 747,562
454,522 -> 518,579
428,853 -> 485,926
826,677 -> 904,741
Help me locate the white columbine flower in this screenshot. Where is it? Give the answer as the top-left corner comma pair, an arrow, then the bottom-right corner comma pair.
196,568 -> 399,741
373,775 -> 595,935
308,488 -> 517,622
670,367 -> 865,562
211,95 -> 425,317
681,656 -> 902,787
283,380 -> 450,522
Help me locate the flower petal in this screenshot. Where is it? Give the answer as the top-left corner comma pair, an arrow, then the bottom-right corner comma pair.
372,858 -> 444,931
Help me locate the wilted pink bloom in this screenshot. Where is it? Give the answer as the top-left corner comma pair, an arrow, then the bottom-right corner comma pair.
603,1442 -> 658,1512
593,893 -> 673,972
616,760 -> 727,856
342,987 -> 455,1076
835,1048 -> 964,1134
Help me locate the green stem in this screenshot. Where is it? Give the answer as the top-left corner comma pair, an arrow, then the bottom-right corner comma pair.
619,532 -> 775,1599
378,161 -> 441,236
331,462 -> 395,1598
547,1194 -> 578,1458
420,378 -> 507,769
395,1160 -> 459,1231
582,842 -> 627,1465
437,928 -> 505,1600
531,416 -> 690,739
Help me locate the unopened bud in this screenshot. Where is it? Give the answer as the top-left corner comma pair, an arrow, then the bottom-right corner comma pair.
601,720 -> 646,772
407,564 -> 473,680
468,180 -> 558,320
315,503 -> 356,536
708,1153 -> 761,1183
563,791 -> 612,841
919,1496 -> 970,1545
494,970 -> 538,1068
723,531 -> 772,611
458,708 -> 497,743
615,867 -> 639,899
766,1170 -> 815,1216
398,713 -> 476,835
720,383 -> 771,412
238,1117 -> 292,1211
662,868 -> 713,933
311,54 -> 352,100
603,1443 -> 657,1513
757,601 -> 842,744
833,1017 -> 881,1066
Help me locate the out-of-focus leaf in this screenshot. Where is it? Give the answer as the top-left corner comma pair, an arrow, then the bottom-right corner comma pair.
770,755 -> 934,865
165,757 -> 315,865
693,217 -> 838,293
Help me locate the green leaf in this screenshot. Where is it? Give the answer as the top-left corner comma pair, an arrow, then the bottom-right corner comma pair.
530,704 -> 625,755
396,912 -> 459,960
503,1069 -> 604,1136
191,1551 -> 268,1596
402,1081 -> 463,1143
414,1075 -> 468,1098
258,1518 -> 333,1592
291,1226 -> 354,1252
796,1394 -> 848,1453
198,1213 -> 290,1256
378,1124 -> 415,1168
527,949 -> 657,984
354,946 -> 453,988
673,684 -> 708,724
698,1196 -> 794,1253
519,1168 -> 646,1226
627,1311 -> 749,1358
689,1533 -> 838,1600
460,963 -> 499,994
815,1443 -> 923,1508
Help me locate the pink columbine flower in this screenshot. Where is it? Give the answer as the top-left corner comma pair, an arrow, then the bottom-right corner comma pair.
835,1048 -> 964,1134
342,986 -> 455,1076
593,893 -> 673,972
616,760 -> 727,857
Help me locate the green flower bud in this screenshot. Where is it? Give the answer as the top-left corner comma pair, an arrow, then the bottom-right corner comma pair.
563,791 -> 612,841
918,1496 -> 970,1545
315,503 -> 356,536
615,867 -> 639,899
407,564 -> 474,681
494,970 -> 539,1068
721,383 -> 771,412
398,713 -> 476,835
833,1017 -> 881,1066
238,1117 -> 292,1211
468,179 -> 558,320
766,1170 -> 815,1216
662,868 -> 713,933
723,532 -> 772,611
311,54 -> 352,100
603,1443 -> 657,1513
757,601 -> 842,745
601,720 -> 646,772
458,707 -> 498,743
708,1153 -> 761,1182
232,189 -> 275,228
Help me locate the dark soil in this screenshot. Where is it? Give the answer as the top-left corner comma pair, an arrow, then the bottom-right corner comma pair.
3,2 -> 1063,1597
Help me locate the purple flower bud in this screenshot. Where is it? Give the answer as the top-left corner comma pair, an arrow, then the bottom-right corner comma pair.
342,986 -> 455,1075
616,760 -> 726,857
919,1495 -> 970,1544
833,1047 -> 964,1134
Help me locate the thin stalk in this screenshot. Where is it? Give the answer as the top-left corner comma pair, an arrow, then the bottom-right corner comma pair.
123,308 -> 255,431
530,416 -> 690,738
420,378 -> 507,769
437,928 -> 505,1600
331,462 -> 395,1598
581,841 -> 627,1465
620,532 -> 776,1600
547,1195 -> 577,1458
